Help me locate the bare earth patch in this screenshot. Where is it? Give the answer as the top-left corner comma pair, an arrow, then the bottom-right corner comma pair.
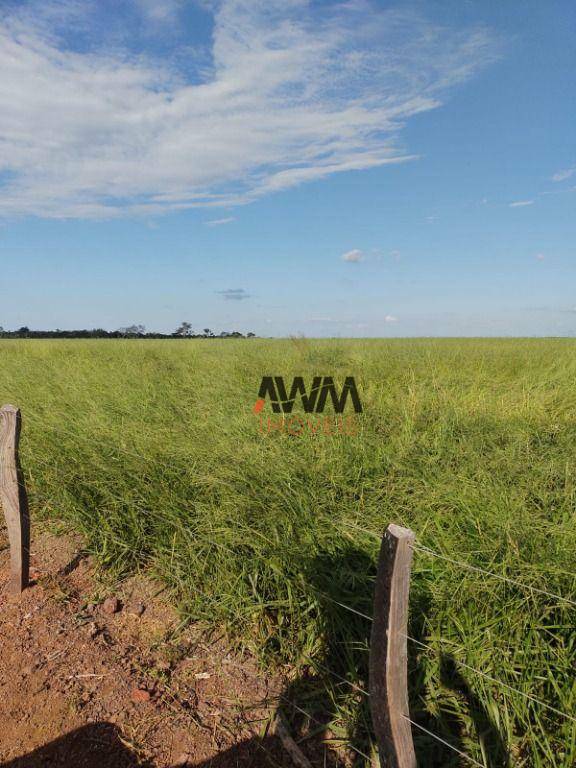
0,528 -> 289,768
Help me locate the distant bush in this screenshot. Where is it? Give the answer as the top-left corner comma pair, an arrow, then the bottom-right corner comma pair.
0,324 -> 256,339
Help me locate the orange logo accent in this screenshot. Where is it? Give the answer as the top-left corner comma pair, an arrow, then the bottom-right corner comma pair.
253,398 -> 265,414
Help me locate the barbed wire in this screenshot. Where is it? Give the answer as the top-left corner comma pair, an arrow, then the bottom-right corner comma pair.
183,582 -> 375,764
311,653 -> 487,767
17,414 -> 576,609
307,628 -> 576,730
13,408 -> 576,764
336,520 -> 576,609
401,716 -> 485,768
278,693 -> 373,763
404,634 -> 576,725
338,520 -> 381,540
412,543 -> 576,609
227,679 -> 375,763
303,657 -> 370,697
304,635 -> 485,768
312,589 -> 372,622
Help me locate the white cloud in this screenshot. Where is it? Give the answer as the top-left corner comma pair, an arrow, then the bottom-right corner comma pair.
342,249 -> 364,263
509,200 -> 534,208
552,167 -> 575,182
206,217 -> 235,226
0,1 -> 498,219
384,314 -> 398,323
535,253 -> 546,261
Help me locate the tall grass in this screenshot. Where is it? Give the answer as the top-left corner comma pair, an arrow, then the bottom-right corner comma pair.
1,338 -> 575,766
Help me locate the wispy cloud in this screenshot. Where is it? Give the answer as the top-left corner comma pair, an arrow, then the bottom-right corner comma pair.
535,253 -> 546,261
384,314 -> 398,323
206,217 -> 235,227
509,200 -> 534,208
342,249 -> 364,263
217,288 -> 251,301
135,0 -> 182,21
0,1 -> 498,219
552,167 -> 575,182
528,305 -> 576,314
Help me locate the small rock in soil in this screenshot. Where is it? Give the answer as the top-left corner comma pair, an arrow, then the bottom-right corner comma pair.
87,622 -> 100,639
102,597 -> 121,615
131,687 -> 152,704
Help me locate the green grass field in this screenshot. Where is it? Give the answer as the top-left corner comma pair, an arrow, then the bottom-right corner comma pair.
1,338 -> 575,766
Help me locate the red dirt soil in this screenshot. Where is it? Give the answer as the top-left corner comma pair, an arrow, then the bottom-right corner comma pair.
0,527 -> 291,768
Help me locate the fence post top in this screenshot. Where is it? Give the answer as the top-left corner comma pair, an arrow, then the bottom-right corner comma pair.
386,523 -> 415,542
0,404 -> 19,414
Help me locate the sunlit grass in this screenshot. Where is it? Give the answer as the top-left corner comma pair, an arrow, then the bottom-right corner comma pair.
1,337 -> 575,766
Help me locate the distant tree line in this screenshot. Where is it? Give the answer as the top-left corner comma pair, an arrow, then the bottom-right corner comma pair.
0,324 -> 256,339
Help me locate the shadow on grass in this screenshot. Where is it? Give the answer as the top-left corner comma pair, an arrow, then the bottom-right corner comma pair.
1,547 -> 509,768
406,575 -> 510,768
285,544 -> 510,767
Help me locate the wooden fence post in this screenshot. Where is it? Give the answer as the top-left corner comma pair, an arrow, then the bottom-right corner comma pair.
0,405 -> 30,593
369,523 -> 416,768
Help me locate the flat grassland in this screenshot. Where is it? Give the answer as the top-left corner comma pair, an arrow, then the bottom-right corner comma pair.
1,338 -> 575,766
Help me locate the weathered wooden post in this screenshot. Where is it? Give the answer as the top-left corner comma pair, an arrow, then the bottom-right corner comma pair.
0,405 -> 30,593
369,524 -> 416,768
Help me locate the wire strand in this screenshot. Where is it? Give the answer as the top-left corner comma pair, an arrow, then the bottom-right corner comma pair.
304,657 -> 370,697
278,694 -> 373,762
412,543 -> 576,608
233,690 -> 375,763
312,589 -> 373,621
186,583 -> 375,763
402,716 -> 485,768
19,415 -> 576,750
338,520 -> 382,540
334,519 -> 576,610
21,411 -> 576,612
404,634 -> 576,725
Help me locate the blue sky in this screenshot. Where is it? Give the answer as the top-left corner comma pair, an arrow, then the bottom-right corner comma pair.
0,0 -> 574,337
